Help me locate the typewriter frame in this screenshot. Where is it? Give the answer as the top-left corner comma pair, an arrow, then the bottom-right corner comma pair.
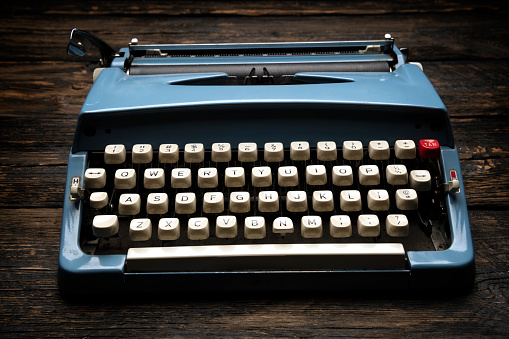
59,30 -> 474,294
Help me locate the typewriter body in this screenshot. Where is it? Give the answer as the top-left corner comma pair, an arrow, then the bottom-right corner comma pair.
59,29 -> 474,294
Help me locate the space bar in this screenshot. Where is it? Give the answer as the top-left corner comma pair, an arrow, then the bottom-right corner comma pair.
126,243 -> 406,272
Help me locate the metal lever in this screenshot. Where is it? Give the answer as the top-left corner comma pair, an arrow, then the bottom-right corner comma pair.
67,28 -> 116,67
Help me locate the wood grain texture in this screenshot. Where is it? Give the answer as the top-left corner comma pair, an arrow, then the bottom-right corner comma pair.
0,1 -> 508,337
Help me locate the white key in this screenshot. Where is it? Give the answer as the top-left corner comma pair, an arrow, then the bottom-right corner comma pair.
184,143 -> 204,163
159,144 -> 179,163
175,192 -> 196,214
290,141 -> 310,161
146,193 -> 169,214
332,165 -> 353,186
264,142 -> 284,162
386,164 -> 408,185
306,165 -> 327,185
358,214 -> 380,237
216,216 -> 238,238
114,168 -> 136,189
367,189 -> 390,211
340,190 -> 362,211
92,215 -> 119,238
395,189 -> 418,210
104,144 -> 126,164
312,190 -> 334,212
158,218 -> 180,240
359,165 -> 380,185
188,217 -> 209,240
118,193 -> 141,215
132,144 -> 153,163
273,217 -> 294,235
368,140 -> 390,160
410,170 -> 432,191
211,142 -> 231,162
278,166 -> 299,187
330,215 -> 352,238
130,218 -> 152,241
343,141 -> 363,160
395,140 -> 416,159
238,142 -> 258,162
301,216 -> 323,238
258,191 -> 279,213
203,192 -> 224,213
286,191 -> 308,212
252,166 -> 272,187
317,141 -> 337,161
229,192 -> 250,213
386,214 -> 409,237
244,216 -> 266,239
225,167 -> 245,187
84,168 -> 106,188
90,192 -> 109,209
144,168 -> 165,189
171,168 -> 192,188
197,167 -> 218,188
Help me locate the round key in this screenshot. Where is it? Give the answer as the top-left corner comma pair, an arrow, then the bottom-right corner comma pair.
418,139 -> 440,159
118,193 -> 141,215
306,165 -> 327,185
158,218 -> 180,240
258,191 -> 279,213
394,140 -> 416,159
264,142 -> 284,162
92,215 -> 119,238
368,140 -> 390,160
129,218 -> 152,241
244,216 -> 266,239
188,217 -> 209,240
386,214 -> 409,237
132,144 -> 153,163
198,168 -> 218,188
357,214 -> 380,237
330,215 -> 352,238
203,192 -> 224,214
395,189 -> 418,210
410,170 -> 432,191
229,192 -> 250,213
184,143 -> 204,163
340,190 -> 362,211
278,166 -> 298,187
89,192 -> 109,209
84,168 -> 106,189
225,167 -> 245,187
343,141 -> 363,160
286,191 -> 308,212
159,144 -> 179,163
367,189 -> 390,211
301,216 -> 322,238
332,165 -> 353,186
359,165 -> 380,185
175,192 -> 196,214
216,216 -> 238,238
104,144 -> 126,164
290,141 -> 310,161
171,168 -> 192,188
211,142 -> 231,162
312,190 -> 334,212
273,217 -> 294,235
252,166 -> 272,187
146,193 -> 169,214
317,141 -> 337,161
144,168 -> 165,189
115,168 -> 136,189
386,164 -> 408,185
238,142 -> 258,162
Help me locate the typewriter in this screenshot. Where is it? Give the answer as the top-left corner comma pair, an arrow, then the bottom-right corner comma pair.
59,28 -> 475,294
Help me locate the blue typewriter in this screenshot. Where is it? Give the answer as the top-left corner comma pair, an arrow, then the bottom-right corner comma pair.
59,28 -> 475,293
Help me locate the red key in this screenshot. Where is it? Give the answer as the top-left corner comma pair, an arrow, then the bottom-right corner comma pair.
418,139 -> 440,159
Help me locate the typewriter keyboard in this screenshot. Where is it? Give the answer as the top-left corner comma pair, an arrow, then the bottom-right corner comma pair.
77,139 -> 451,272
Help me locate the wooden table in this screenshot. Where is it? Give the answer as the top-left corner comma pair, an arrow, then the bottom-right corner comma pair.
1,1 -> 508,336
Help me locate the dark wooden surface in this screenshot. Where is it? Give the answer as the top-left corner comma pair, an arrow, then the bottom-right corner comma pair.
1,1 -> 508,337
